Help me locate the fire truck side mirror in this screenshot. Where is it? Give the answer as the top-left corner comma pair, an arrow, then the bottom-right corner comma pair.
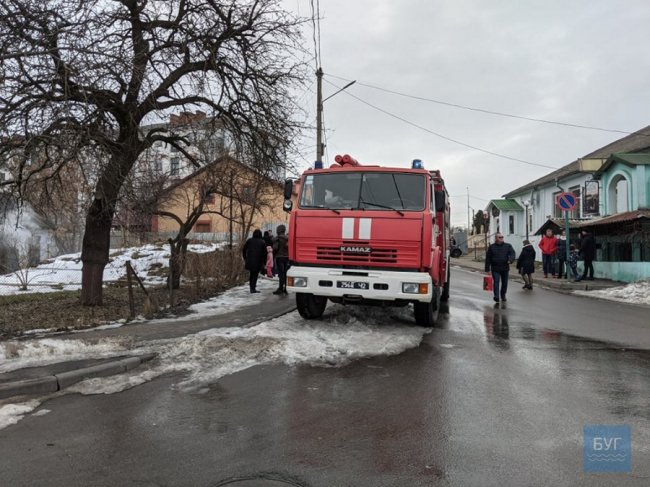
283,179 -> 293,213
283,179 -> 293,199
434,191 -> 446,213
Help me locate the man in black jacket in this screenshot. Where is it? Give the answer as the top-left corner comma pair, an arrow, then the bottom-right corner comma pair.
243,229 -> 267,293
485,233 -> 516,303
578,230 -> 596,281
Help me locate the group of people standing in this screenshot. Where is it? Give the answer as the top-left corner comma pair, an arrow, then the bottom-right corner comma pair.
485,229 -> 596,303
538,228 -> 595,281
242,225 -> 290,295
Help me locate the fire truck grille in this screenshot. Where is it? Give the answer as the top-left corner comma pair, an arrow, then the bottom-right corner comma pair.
316,246 -> 398,264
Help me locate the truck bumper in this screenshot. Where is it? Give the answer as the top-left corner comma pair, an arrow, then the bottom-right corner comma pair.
287,266 -> 433,303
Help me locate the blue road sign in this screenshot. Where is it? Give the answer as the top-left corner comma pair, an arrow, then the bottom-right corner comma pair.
557,192 -> 577,211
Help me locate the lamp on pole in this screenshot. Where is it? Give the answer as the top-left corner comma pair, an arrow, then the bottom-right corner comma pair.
315,69 -> 356,165
523,199 -> 531,240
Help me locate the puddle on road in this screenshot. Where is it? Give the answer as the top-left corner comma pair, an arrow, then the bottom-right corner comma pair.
435,301 -> 650,421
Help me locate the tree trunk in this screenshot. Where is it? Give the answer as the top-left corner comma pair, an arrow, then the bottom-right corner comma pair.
168,237 -> 189,289
80,198 -> 113,305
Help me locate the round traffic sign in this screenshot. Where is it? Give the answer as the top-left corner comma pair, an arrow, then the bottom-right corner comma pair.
556,192 -> 577,211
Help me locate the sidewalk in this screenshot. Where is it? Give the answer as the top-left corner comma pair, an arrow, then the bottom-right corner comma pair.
0,292 -> 296,400
451,254 -> 621,293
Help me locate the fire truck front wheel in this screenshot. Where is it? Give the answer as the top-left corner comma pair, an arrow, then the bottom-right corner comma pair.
441,266 -> 451,302
296,293 -> 328,319
413,289 -> 439,327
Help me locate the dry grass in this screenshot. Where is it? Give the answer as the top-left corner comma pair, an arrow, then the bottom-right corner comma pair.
0,249 -> 248,340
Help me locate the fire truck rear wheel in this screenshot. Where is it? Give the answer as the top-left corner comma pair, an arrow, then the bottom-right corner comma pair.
413,289 -> 438,327
296,293 -> 327,319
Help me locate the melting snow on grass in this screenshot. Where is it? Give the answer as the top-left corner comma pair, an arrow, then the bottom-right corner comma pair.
0,242 -> 227,296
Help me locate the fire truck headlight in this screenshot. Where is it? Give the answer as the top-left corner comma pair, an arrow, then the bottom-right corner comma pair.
402,283 -> 419,294
402,283 -> 429,294
290,277 -> 308,287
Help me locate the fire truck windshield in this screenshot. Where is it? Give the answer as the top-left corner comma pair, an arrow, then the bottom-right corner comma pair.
299,172 -> 426,211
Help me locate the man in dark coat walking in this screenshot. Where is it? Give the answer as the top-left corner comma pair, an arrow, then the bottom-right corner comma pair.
272,224 -> 289,295
485,233 -> 516,303
516,239 -> 536,290
243,229 -> 267,293
578,230 -> 596,281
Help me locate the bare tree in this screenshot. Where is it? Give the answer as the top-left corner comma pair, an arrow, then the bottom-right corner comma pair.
129,156 -> 279,288
0,0 -> 306,304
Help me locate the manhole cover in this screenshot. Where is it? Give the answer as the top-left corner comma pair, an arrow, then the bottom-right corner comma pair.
215,473 -> 307,487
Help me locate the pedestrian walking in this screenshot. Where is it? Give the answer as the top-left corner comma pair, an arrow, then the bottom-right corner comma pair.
272,224 -> 289,295
485,233 -> 516,303
516,239 -> 536,290
242,229 -> 267,293
556,230 -> 567,279
578,230 -> 596,280
538,228 -> 558,278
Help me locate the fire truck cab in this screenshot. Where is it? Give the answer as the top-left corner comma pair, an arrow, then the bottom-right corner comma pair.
282,155 -> 451,326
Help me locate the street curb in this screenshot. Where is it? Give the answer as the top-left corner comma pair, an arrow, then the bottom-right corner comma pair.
0,353 -> 157,400
451,262 -> 611,295
243,304 -> 298,329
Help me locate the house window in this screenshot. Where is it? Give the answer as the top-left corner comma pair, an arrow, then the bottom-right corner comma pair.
154,159 -> 162,172
508,215 -> 514,234
600,241 -> 634,262
170,158 -> 180,176
242,185 -> 254,202
552,192 -> 562,218
641,241 -> 650,262
194,222 -> 211,233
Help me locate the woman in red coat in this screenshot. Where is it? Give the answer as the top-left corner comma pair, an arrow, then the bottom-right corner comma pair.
538,229 -> 558,278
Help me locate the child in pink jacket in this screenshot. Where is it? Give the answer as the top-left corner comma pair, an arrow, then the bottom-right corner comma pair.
265,246 -> 274,278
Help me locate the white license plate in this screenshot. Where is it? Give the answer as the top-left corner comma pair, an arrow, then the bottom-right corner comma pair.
337,281 -> 369,290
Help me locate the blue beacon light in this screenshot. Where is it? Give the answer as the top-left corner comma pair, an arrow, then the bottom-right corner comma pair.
314,160 -> 323,169
412,159 -> 423,169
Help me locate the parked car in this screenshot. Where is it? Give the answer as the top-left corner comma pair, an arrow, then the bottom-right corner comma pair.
450,245 -> 462,258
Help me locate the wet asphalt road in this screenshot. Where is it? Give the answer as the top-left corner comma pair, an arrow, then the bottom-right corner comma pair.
1,267 -> 649,486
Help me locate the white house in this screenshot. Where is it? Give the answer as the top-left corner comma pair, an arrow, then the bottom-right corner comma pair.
0,194 -> 58,271
488,124 -> 650,281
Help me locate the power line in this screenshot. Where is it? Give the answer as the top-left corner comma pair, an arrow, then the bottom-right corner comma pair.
309,0 -> 319,68
324,79 -> 559,170
315,0 -> 322,67
325,73 -> 650,137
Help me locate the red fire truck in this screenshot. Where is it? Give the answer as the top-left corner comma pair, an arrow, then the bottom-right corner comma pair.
282,154 -> 451,326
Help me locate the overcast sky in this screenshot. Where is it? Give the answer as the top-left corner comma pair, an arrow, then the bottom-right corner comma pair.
284,0 -> 650,227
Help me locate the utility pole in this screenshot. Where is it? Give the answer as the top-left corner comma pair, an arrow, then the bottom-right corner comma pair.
316,67 -> 324,164
467,186 -> 471,236
315,68 -> 355,166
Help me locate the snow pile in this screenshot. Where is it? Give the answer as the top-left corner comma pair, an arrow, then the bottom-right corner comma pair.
0,400 -> 41,430
69,305 -> 428,395
573,280 -> 650,306
0,337 -> 138,373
